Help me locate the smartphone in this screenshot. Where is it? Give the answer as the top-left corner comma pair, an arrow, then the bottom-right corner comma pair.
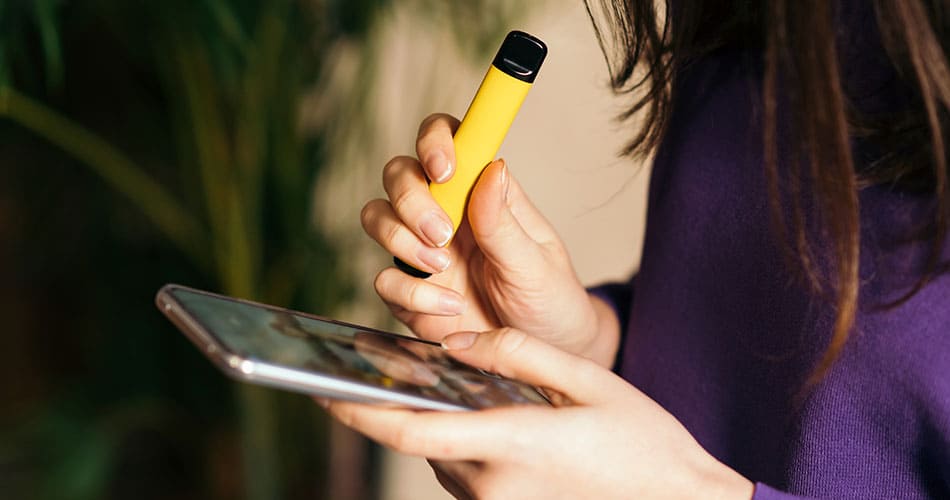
156,284 -> 550,411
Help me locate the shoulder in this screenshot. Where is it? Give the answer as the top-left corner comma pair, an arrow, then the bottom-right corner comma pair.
783,277 -> 950,496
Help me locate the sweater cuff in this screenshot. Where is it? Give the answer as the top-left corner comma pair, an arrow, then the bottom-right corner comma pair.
753,483 -> 814,499
587,275 -> 636,373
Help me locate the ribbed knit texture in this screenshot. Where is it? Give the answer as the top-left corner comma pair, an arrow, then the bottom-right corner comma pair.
590,4 -> 950,497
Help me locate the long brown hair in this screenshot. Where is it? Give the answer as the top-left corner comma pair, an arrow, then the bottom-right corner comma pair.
586,0 -> 950,385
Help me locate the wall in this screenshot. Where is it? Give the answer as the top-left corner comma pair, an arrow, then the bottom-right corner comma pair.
314,1 -> 651,497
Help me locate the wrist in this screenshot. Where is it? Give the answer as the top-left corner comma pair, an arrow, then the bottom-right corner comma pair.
691,455 -> 754,500
573,293 -> 621,368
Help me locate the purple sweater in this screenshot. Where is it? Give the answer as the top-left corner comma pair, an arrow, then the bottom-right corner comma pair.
591,6 -> 950,499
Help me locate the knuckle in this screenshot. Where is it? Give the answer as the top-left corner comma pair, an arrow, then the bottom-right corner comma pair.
404,279 -> 424,308
360,199 -> 385,230
381,157 -> 400,181
417,113 -> 459,142
389,423 -> 419,454
376,270 -> 416,314
374,271 -> 390,297
389,184 -> 418,214
382,216 -> 403,248
495,328 -> 529,357
489,328 -> 529,375
382,156 -> 414,185
389,424 -> 408,451
417,113 -> 446,135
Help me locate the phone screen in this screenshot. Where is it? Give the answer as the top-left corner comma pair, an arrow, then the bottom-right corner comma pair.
164,287 -> 549,409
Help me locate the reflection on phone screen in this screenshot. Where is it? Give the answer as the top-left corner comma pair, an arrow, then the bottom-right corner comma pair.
171,289 -> 548,408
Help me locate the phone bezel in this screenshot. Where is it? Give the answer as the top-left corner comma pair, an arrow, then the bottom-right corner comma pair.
156,283 -> 475,411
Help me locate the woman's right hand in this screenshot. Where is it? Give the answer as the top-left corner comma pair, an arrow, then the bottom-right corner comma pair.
361,114 -> 619,366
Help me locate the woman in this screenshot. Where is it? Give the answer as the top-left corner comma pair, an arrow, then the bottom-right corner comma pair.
323,0 -> 950,497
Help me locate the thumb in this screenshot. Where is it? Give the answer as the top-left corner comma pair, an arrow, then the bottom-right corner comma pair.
441,328 -> 623,405
466,160 -> 548,276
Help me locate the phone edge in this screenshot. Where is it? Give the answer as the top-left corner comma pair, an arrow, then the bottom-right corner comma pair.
155,284 -> 472,411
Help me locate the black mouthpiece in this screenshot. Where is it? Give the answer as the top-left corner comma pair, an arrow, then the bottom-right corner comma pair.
491,31 -> 547,83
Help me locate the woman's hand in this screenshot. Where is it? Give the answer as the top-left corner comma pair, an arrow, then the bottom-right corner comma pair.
361,113 -> 619,366
323,328 -> 754,500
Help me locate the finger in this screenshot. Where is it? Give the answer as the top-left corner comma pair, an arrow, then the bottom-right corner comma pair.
501,164 -> 563,246
381,298 -> 418,329
441,328 -> 625,405
380,302 -> 452,345
416,113 -> 460,184
466,160 -> 558,277
325,400 -> 524,461
382,156 -> 455,248
361,198 -> 451,274
374,267 -> 466,316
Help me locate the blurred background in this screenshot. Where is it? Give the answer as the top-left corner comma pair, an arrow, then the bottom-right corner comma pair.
0,1 -> 647,499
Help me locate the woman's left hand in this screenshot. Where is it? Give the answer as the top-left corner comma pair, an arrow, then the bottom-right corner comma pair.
323,328 -> 753,499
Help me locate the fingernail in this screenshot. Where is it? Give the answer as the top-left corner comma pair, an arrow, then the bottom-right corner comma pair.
442,331 -> 478,350
418,247 -> 450,272
427,150 -> 452,183
438,293 -> 465,315
498,159 -> 510,204
420,212 -> 453,247
314,397 -> 330,408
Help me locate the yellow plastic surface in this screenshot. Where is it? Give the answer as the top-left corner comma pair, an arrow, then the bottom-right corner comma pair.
429,65 -> 532,235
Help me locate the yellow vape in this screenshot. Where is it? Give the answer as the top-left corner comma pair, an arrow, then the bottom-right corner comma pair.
396,30 -> 547,278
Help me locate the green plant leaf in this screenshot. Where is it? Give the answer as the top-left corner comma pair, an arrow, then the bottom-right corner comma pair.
0,86 -> 210,269
33,0 -> 64,90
